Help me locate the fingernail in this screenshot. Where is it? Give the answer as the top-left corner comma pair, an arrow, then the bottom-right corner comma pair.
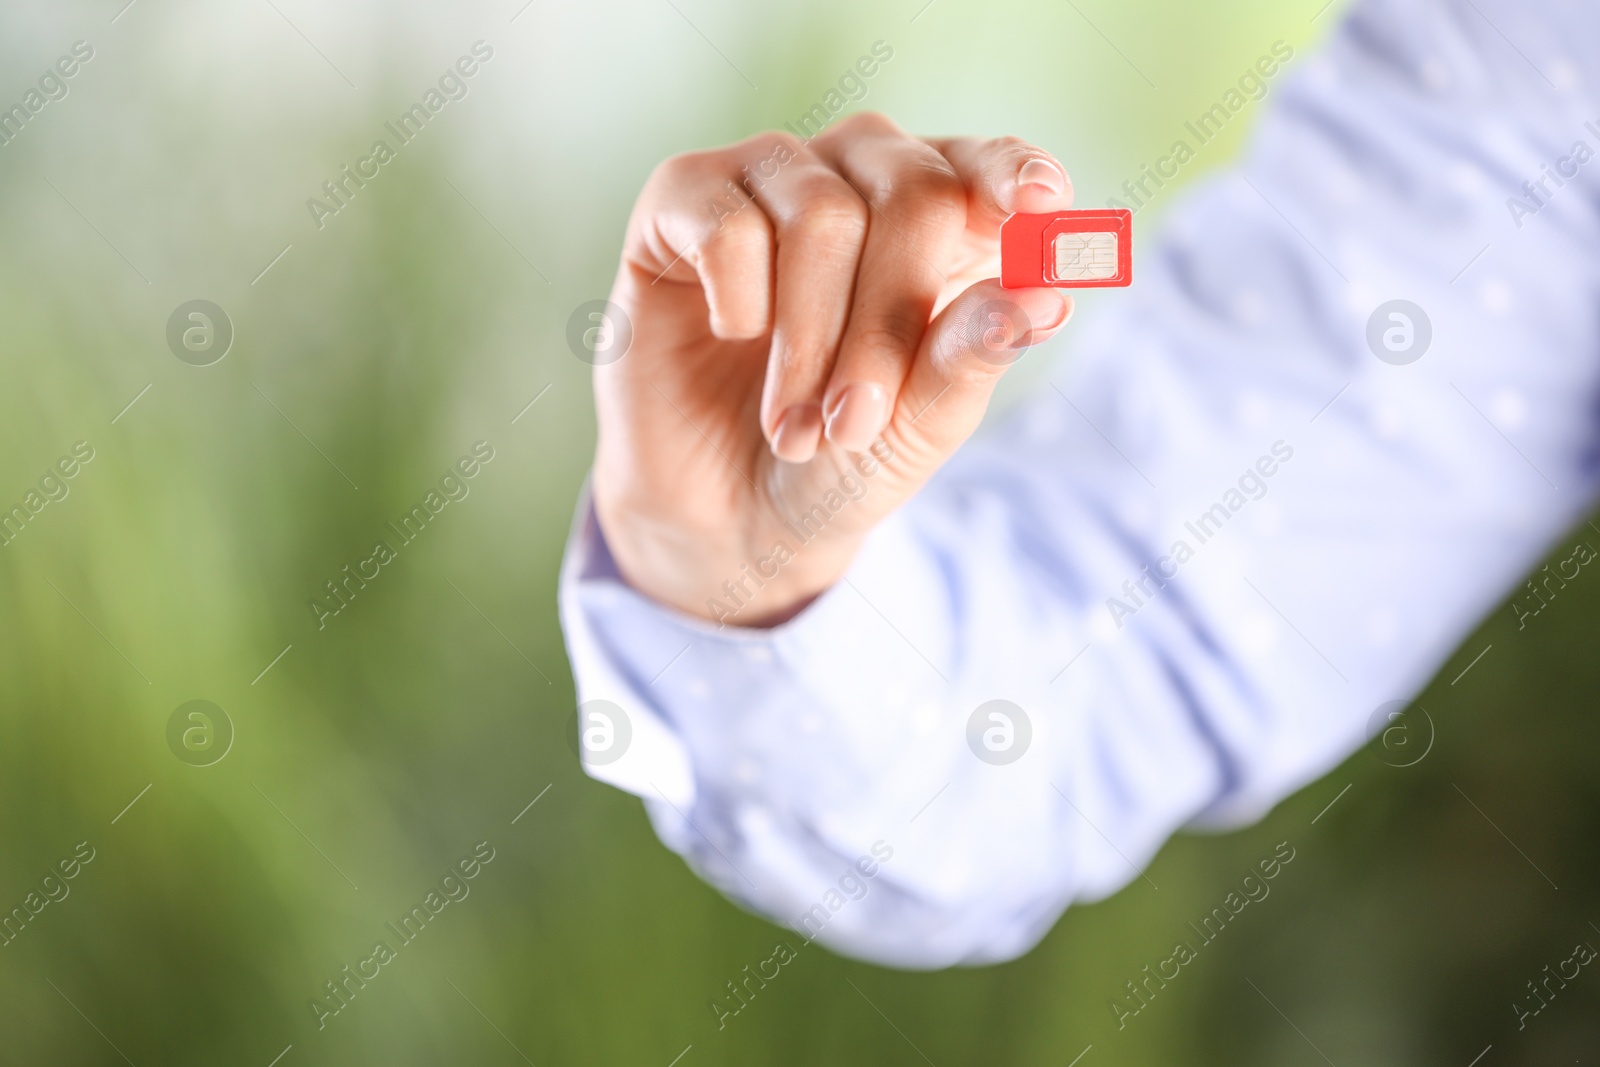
1014,289 -> 1070,333
823,383 -> 889,452
1018,158 -> 1067,195
771,403 -> 823,463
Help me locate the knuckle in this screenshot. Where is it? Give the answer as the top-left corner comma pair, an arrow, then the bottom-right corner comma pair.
967,135 -> 1048,199
832,110 -> 899,137
983,135 -> 1035,167
893,161 -> 964,206
647,150 -> 706,191
855,306 -> 928,356
785,180 -> 868,235
741,128 -> 805,157
734,130 -> 805,173
764,130 -> 806,160
874,161 -> 966,229
700,208 -> 770,260
648,147 -> 749,199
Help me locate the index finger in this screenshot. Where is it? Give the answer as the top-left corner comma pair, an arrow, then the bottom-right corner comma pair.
925,136 -> 1076,236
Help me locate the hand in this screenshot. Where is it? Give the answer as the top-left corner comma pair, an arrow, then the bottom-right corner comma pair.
590,112 -> 1076,626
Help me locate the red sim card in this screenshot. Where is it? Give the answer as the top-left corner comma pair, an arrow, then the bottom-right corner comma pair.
1000,209 -> 1132,289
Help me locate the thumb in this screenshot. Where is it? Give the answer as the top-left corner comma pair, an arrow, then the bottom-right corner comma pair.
884,281 -> 1073,464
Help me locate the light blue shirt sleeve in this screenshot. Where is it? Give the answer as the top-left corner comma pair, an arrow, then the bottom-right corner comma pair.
558,0 -> 1600,968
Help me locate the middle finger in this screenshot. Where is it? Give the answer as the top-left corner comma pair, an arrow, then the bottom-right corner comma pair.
810,114 -> 968,452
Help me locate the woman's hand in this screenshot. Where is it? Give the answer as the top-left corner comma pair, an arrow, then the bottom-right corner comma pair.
590,112 -> 1076,626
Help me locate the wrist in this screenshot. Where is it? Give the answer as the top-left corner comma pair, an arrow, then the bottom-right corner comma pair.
593,493 -> 859,628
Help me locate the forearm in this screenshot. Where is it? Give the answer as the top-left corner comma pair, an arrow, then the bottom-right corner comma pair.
561,0 -> 1600,966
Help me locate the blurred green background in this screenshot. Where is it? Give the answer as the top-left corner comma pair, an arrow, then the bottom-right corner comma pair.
2,0 -> 1597,1063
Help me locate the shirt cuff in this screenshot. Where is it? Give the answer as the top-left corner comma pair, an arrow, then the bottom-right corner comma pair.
557,480 -> 951,812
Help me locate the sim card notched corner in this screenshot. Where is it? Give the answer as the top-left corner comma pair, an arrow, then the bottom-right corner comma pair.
1000,209 -> 1133,290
